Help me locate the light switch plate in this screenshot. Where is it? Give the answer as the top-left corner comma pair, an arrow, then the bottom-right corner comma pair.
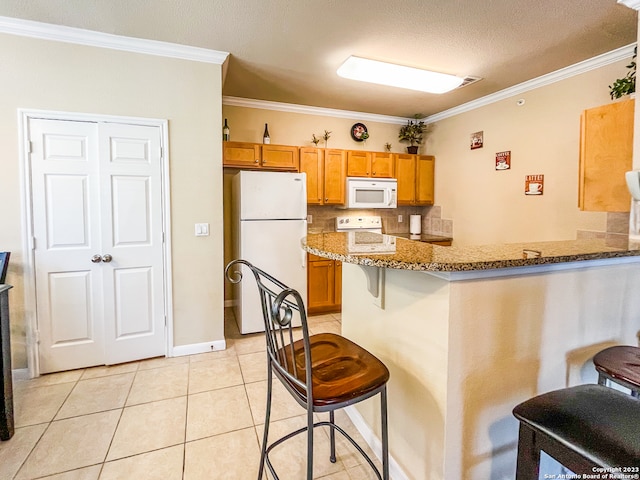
195,223 -> 209,236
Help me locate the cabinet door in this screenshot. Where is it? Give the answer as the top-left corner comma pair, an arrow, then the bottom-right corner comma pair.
334,261 -> 342,309
308,258 -> 336,312
416,155 -> 435,205
262,144 -> 299,170
579,99 -> 634,212
395,154 -> 416,205
324,149 -> 347,204
371,152 -> 394,178
347,151 -> 371,177
300,148 -> 323,204
223,142 -> 261,168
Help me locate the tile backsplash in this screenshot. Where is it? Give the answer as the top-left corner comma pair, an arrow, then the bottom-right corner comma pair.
307,204 -> 453,236
576,212 -> 629,248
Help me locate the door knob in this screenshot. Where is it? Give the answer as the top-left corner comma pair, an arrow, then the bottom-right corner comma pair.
101,254 -> 113,263
91,254 -> 102,263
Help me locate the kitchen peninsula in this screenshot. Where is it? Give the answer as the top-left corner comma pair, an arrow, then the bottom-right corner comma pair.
302,233 -> 640,480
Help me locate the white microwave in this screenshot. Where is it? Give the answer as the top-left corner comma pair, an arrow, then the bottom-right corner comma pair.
346,177 -> 397,209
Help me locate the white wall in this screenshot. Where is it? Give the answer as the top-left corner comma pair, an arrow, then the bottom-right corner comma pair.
0,33 -> 225,368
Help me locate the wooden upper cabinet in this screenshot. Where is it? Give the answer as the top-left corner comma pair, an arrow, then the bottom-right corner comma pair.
261,144 -> 299,170
299,148 -> 346,205
300,147 -> 323,204
223,141 -> 298,170
347,151 -> 393,178
371,152 -> 394,178
395,154 -> 416,205
579,98 -> 634,212
395,154 -> 435,206
416,155 -> 435,205
223,142 -> 261,168
323,149 -> 347,204
347,151 -> 371,177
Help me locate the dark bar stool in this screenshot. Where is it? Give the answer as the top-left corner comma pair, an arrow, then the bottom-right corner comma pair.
593,345 -> 640,397
512,384 -> 640,478
226,259 -> 390,480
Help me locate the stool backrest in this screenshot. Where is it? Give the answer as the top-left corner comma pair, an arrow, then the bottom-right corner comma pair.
225,259 -> 313,403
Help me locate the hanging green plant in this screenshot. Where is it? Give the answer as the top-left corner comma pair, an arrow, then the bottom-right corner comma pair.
609,47 -> 636,100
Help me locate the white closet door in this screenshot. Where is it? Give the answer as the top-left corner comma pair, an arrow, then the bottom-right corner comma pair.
31,119 -> 105,373
98,122 -> 166,365
30,118 -> 166,373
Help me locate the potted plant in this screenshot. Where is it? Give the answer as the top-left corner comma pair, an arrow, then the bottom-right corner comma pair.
609,47 -> 636,100
399,115 -> 426,154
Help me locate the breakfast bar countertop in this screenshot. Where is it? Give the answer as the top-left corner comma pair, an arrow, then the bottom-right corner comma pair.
302,232 -> 640,272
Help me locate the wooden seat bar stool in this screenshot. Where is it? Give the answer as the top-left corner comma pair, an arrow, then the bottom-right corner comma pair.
225,259 -> 390,480
593,345 -> 640,397
512,384 -> 640,478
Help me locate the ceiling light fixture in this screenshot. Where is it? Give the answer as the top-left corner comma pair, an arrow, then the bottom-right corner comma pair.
337,56 -> 464,94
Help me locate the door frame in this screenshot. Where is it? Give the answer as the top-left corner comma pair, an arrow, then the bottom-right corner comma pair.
18,109 -> 174,377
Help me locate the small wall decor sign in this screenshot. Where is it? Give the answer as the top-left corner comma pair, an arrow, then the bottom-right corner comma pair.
495,151 -> 511,170
471,131 -> 483,150
525,174 -> 544,195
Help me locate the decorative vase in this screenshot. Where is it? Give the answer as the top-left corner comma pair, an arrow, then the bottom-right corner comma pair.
407,146 -> 419,154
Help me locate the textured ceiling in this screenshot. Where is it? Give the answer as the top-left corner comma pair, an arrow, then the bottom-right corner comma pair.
0,0 -> 637,118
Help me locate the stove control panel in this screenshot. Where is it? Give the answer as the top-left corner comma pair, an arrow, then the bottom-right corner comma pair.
335,216 -> 382,231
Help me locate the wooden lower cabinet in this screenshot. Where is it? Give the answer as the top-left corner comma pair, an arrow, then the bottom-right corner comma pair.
307,254 -> 342,314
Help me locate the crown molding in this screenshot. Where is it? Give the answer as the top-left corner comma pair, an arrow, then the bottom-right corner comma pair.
425,43 -> 637,123
222,96 -> 409,125
0,16 -> 229,64
618,0 -> 640,11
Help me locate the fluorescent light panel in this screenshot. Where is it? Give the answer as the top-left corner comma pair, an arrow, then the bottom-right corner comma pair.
337,56 -> 464,94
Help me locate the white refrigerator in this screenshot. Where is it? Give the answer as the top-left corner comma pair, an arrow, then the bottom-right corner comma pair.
231,170 -> 307,333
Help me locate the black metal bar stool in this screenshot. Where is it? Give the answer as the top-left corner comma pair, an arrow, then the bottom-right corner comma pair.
225,259 -> 390,480
593,345 -> 640,397
512,384 -> 640,478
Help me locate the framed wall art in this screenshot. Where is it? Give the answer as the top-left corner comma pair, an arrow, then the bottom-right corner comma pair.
471,131 -> 483,150
495,151 -> 511,170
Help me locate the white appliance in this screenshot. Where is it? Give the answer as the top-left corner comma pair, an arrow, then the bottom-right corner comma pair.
335,215 -> 397,254
232,171 -> 307,334
345,177 -> 397,209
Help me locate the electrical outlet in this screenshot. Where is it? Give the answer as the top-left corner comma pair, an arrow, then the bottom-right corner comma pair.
307,215 -> 313,224
398,215 -> 403,222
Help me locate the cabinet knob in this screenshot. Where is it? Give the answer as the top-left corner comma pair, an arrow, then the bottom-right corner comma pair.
254,159 -> 259,163
325,198 -> 328,202
373,171 -> 376,175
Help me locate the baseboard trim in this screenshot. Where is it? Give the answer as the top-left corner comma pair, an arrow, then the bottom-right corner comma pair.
11,368 -> 31,381
171,340 -> 227,357
344,405 -> 409,480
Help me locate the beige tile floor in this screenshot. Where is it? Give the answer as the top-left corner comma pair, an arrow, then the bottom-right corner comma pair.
0,311 -> 383,479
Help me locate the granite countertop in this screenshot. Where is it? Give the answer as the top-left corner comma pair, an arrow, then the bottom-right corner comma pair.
302,232 -> 640,272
